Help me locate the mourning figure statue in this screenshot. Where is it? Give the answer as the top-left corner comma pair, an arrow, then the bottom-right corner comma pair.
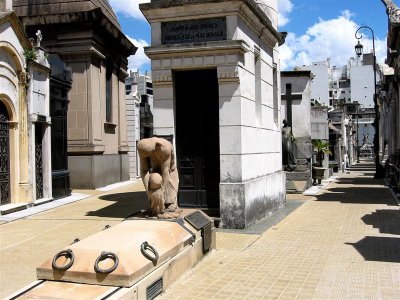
282,119 -> 297,171
137,137 -> 181,219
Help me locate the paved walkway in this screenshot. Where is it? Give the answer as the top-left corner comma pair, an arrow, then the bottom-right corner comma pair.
0,181 -> 149,298
1,160 -> 399,299
160,161 -> 400,299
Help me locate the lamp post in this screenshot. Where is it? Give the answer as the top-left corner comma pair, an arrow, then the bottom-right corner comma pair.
356,103 -> 360,163
355,26 -> 385,178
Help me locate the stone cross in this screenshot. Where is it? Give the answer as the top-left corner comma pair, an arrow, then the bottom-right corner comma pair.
36,30 -> 42,47
281,83 -> 302,127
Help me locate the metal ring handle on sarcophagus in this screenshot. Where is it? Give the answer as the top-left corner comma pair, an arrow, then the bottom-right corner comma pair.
52,249 -> 75,271
94,251 -> 119,274
140,241 -> 159,263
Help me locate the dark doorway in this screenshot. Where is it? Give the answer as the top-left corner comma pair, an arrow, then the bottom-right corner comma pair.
175,69 -> 220,210
35,124 -> 44,199
49,54 -> 71,199
0,101 -> 10,205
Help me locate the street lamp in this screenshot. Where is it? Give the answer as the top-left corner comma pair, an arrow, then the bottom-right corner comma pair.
354,26 -> 385,178
356,103 -> 360,163
355,41 -> 363,57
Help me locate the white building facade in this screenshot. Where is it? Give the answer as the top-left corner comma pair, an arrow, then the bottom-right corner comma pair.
0,11 -> 52,206
140,0 -> 286,229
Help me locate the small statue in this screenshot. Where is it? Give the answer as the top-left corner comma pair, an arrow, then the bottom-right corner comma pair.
36,30 -> 42,48
282,119 -> 297,171
137,137 -> 181,219
362,133 -> 370,146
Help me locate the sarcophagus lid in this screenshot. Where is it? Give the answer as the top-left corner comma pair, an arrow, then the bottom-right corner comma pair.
36,220 -> 193,288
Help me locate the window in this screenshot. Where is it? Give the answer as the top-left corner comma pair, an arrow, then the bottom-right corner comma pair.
254,52 -> 261,126
106,59 -> 113,123
273,63 -> 279,126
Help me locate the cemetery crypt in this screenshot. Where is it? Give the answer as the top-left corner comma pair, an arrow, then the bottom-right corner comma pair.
140,0 -> 287,229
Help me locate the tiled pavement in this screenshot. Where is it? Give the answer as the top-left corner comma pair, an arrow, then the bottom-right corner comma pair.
1,160 -> 399,299
160,161 -> 400,299
0,181 -> 149,298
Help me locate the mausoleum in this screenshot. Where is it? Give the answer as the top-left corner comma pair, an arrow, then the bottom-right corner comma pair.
140,0 -> 286,228
0,11 -> 52,205
281,70 -> 313,192
14,0 -> 137,189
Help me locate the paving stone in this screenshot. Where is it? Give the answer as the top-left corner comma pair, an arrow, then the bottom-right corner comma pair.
2,160 -> 400,299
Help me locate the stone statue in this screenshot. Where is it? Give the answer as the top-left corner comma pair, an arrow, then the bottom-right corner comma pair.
282,119 -> 297,171
36,30 -> 42,47
137,137 -> 181,219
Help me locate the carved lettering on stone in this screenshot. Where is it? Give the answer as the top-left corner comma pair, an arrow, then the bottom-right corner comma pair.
162,18 -> 227,45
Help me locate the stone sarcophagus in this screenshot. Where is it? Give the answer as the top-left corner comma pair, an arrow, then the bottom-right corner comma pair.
6,212 -> 215,299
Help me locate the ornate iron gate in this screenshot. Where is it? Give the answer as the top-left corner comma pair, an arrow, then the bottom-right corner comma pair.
35,125 -> 44,199
0,102 -> 10,205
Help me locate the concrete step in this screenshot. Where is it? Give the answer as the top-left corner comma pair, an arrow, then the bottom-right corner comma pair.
286,170 -> 312,181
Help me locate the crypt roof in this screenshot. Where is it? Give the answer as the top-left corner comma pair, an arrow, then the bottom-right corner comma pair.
13,0 -> 136,55
13,0 -> 121,30
0,10 -> 32,50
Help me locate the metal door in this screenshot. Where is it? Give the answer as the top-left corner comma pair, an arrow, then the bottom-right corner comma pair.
35,124 -> 44,199
0,102 -> 10,205
175,69 -> 220,209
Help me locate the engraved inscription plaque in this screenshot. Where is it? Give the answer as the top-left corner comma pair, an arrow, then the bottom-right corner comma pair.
162,18 -> 227,45
184,210 -> 213,230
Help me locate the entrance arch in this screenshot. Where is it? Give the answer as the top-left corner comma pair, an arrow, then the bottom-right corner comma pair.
0,101 -> 10,204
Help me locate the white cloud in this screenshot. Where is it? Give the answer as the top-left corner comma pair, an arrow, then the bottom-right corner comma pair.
280,10 -> 387,71
278,0 -> 294,27
128,37 -> 151,72
109,0 -> 150,20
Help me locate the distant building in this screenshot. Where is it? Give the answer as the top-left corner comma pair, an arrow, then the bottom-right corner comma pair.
300,55 -> 377,168
300,60 -> 330,106
125,71 -> 153,179
299,55 -> 376,108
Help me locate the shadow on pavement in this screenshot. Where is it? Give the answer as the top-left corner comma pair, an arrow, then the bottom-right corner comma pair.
315,187 -> 397,206
86,192 -> 149,218
346,236 -> 400,263
316,161 -> 396,205
361,209 -> 400,235
337,177 -> 386,185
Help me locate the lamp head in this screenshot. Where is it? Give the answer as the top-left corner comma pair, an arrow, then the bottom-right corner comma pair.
355,41 -> 363,57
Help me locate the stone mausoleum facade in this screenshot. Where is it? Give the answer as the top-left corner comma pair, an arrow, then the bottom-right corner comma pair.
0,11 -> 52,206
13,0 -> 137,189
281,70 -> 313,193
141,0 -> 286,228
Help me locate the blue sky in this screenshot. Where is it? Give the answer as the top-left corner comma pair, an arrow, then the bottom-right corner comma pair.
110,0 -> 391,72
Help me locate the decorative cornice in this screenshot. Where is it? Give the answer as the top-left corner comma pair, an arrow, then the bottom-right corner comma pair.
145,40 -> 250,59
16,8 -> 136,55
